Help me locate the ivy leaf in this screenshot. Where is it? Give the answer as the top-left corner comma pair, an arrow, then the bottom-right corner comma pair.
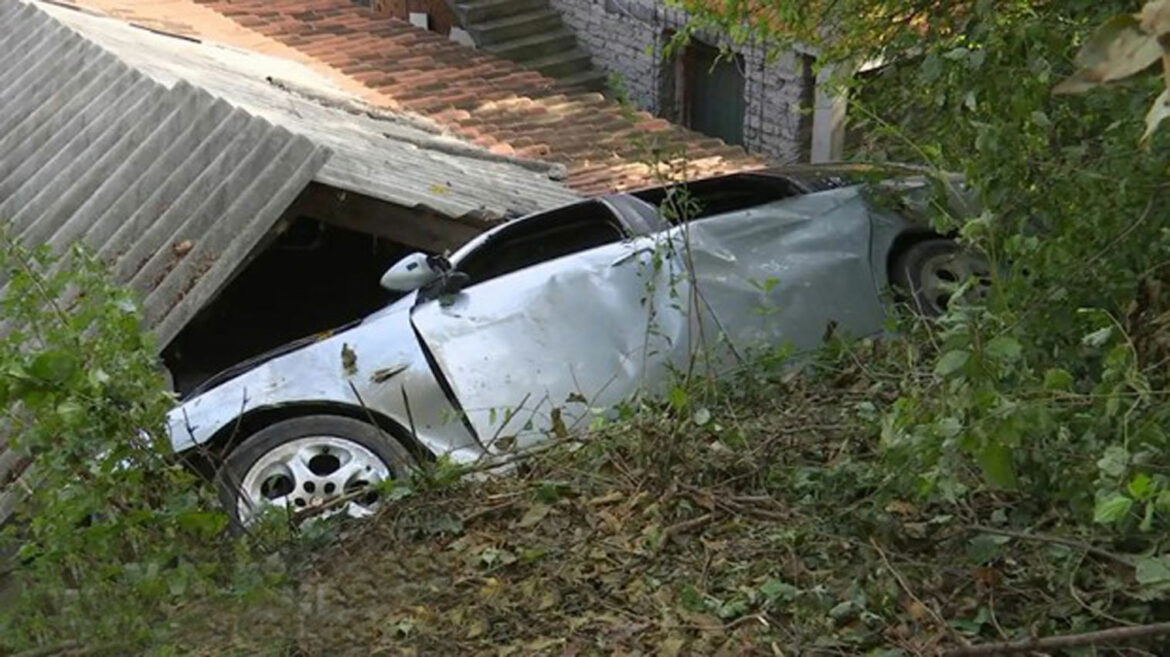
935,350 -> 970,378
1097,445 -> 1129,478
177,510 -> 228,538
984,336 -> 1022,364
29,350 -> 78,385
1156,489 -> 1170,512
1128,473 -> 1153,500
976,442 -> 1017,490
1043,368 -> 1074,391
921,52 -> 943,83
966,534 -> 1009,564
1054,14 -> 1162,94
1135,555 -> 1170,585
1141,501 -> 1156,532
1082,326 -> 1114,347
759,578 -> 799,602
1142,88 -> 1170,143
1094,493 -> 1134,523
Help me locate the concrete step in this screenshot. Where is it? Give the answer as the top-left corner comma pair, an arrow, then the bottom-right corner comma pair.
558,67 -> 609,92
484,28 -> 578,62
456,0 -> 549,23
520,47 -> 594,78
470,9 -> 563,45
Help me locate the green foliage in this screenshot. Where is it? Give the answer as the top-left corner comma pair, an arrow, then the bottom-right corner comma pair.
862,2 -> 1170,539
677,0 -> 1170,539
0,237 -> 273,653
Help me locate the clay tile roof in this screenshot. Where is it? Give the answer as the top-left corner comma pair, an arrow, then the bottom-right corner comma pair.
72,0 -> 765,195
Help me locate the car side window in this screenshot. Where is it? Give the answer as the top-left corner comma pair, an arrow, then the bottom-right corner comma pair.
455,201 -> 625,287
631,174 -> 804,224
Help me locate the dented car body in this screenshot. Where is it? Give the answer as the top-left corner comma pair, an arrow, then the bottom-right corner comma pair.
168,166 -> 978,522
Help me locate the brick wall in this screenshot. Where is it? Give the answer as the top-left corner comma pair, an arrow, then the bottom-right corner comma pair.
548,0 -> 810,162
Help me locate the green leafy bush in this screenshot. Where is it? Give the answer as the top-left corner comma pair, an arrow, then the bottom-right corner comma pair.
674,0 -> 1170,537
0,237 -> 272,653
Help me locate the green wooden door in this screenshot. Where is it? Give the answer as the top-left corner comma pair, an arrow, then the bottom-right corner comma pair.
688,41 -> 746,146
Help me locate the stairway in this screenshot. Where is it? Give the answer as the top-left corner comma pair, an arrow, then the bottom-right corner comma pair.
449,0 -> 607,91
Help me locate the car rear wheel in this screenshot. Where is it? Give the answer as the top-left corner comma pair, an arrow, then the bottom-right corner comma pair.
891,238 -> 991,317
216,415 -> 413,528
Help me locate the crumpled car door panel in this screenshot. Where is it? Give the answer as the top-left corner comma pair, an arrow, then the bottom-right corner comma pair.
410,235 -> 708,450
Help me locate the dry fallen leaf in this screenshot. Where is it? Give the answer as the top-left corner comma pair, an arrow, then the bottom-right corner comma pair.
479,577 -> 503,598
904,598 -> 931,622
538,588 -> 561,611
1144,88 -> 1170,142
513,503 -> 550,529
885,500 -> 919,516
1053,14 -> 1162,94
587,491 -> 624,506
1141,0 -> 1170,36
466,618 -> 487,639
659,636 -> 686,657
974,566 -> 1003,590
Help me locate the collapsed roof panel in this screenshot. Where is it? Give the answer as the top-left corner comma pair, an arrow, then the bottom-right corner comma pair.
0,0 -> 332,348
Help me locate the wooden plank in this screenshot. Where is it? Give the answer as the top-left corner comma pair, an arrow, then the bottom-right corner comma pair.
295,182 -> 487,253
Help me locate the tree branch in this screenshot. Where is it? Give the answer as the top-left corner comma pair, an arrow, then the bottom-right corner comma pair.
944,622 -> 1170,656
966,525 -> 1134,567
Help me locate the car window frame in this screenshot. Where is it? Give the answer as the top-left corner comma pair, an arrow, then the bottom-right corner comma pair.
447,199 -> 631,290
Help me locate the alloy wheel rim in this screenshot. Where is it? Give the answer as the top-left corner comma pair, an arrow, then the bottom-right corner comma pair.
236,436 -> 390,525
917,252 -> 992,315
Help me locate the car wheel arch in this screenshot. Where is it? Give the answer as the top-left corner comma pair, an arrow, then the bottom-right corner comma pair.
183,401 -> 433,476
886,228 -> 953,286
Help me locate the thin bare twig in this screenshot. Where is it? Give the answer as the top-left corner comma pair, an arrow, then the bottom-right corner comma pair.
1067,550 -> 1137,628
967,525 -> 1134,567
869,537 -> 951,634
660,512 -> 717,547
455,436 -> 584,476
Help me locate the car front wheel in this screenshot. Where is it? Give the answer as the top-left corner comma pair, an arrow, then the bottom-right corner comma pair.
215,415 -> 414,528
891,238 -> 991,316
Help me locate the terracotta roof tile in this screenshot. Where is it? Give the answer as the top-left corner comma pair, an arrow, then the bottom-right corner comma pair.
76,0 -> 764,193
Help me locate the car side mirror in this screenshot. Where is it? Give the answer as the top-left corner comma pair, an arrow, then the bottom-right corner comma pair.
381,252 -> 448,292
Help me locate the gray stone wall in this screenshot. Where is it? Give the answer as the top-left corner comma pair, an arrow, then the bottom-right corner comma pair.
550,0 -> 664,112
548,0 -> 810,162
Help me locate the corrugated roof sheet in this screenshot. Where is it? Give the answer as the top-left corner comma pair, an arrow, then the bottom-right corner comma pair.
0,0 -> 334,520
0,0 -> 332,347
39,0 -> 582,221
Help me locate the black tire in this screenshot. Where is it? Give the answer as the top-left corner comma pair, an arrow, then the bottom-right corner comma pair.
216,415 -> 414,528
890,238 -> 991,317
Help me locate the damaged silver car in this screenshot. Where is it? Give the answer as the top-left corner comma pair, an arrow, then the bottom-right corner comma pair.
167,165 -> 988,525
